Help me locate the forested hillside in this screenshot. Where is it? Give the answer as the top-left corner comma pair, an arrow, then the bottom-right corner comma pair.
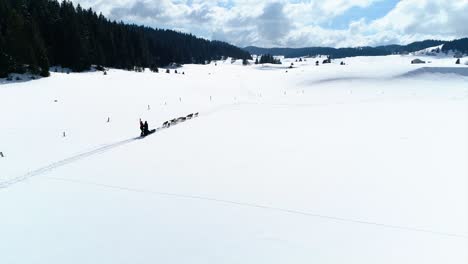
377,40 -> 446,54
244,39 -> 467,59
442,38 -> 468,54
0,0 -> 251,78
244,46 -> 389,59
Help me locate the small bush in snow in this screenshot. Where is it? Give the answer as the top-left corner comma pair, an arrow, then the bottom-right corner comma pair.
150,66 -> 159,73
134,66 -> 144,72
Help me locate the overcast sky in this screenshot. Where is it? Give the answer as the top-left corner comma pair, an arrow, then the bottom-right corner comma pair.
70,0 -> 468,48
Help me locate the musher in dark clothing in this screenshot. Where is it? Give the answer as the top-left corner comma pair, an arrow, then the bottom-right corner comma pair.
144,121 -> 149,135
140,119 -> 145,136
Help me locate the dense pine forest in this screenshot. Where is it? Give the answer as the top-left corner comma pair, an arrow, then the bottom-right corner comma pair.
442,38 -> 468,54
0,0 -> 252,78
255,54 -> 281,64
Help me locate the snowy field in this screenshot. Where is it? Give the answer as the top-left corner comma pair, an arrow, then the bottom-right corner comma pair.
1,55 -> 468,263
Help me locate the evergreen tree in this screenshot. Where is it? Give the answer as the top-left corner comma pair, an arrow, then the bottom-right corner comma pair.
150,65 -> 159,73
259,54 -> 281,64
0,0 -> 252,77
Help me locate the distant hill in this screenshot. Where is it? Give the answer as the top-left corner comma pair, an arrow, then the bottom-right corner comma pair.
441,38 -> 468,55
0,0 -> 251,78
245,46 -> 389,59
244,39 -> 467,59
377,40 -> 446,54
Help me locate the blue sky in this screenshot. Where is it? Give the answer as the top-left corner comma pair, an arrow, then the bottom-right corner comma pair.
72,0 -> 468,48
329,0 -> 399,29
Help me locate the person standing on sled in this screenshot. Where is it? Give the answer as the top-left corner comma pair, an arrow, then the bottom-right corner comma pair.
144,121 -> 149,135
140,119 -> 145,136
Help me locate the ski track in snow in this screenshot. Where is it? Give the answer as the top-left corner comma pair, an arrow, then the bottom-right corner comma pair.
41,176 -> 468,240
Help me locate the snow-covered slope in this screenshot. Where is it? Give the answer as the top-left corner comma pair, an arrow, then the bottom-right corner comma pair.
411,44 -> 466,58
1,55 -> 468,264
411,44 -> 445,56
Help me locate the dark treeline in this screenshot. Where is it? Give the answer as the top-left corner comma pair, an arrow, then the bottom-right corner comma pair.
0,0 -> 252,78
442,38 -> 468,54
246,46 -> 388,59
255,54 -> 281,64
378,40 -> 446,54
244,38 -> 467,59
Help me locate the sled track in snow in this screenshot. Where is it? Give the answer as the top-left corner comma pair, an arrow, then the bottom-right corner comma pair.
0,104 -> 240,190
0,137 -> 139,189
0,127 -> 173,189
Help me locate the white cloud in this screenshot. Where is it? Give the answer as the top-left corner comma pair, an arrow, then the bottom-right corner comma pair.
70,0 -> 468,48
368,0 -> 468,38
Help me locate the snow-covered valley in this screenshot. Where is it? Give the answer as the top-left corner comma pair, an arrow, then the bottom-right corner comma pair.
1,55 -> 468,263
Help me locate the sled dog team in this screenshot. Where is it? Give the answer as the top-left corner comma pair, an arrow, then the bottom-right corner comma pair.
162,112 -> 199,128
139,112 -> 199,136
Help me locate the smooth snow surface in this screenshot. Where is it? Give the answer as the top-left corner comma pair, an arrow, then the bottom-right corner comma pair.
1,55 -> 468,264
